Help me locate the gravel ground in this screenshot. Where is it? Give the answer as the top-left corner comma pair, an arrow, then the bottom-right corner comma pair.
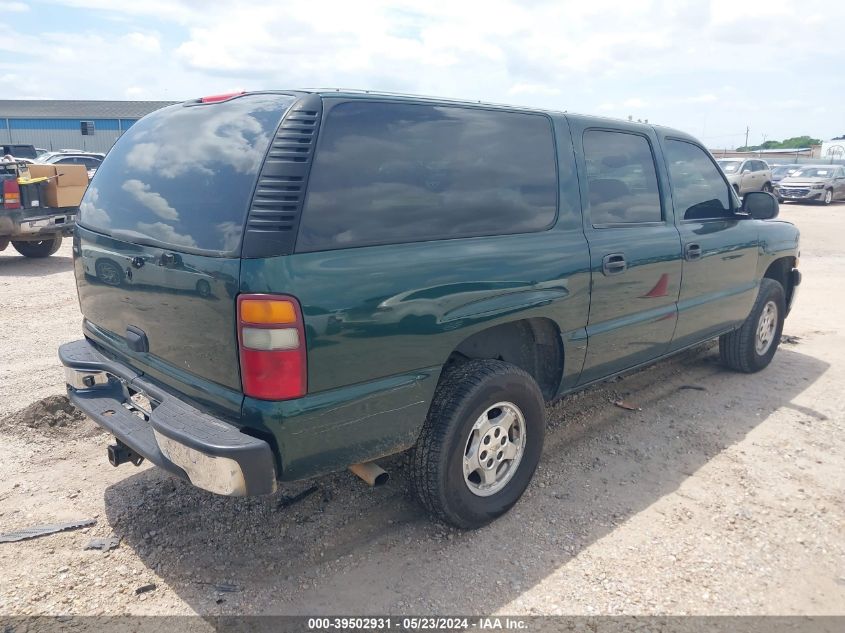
0,204 -> 843,616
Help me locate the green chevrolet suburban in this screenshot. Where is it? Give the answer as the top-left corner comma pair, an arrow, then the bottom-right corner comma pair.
60,90 -> 800,529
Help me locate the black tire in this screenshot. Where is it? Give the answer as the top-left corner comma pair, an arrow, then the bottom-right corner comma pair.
95,258 -> 124,287
761,182 -> 773,193
196,279 -> 212,297
719,278 -> 785,373
11,236 -> 62,258
410,359 -> 545,529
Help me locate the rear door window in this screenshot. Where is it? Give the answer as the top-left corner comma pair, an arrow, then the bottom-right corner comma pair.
582,130 -> 662,226
79,93 -> 295,256
296,101 -> 558,252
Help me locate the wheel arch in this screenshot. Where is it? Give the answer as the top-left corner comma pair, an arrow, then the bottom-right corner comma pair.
762,256 -> 796,310
445,317 -> 563,402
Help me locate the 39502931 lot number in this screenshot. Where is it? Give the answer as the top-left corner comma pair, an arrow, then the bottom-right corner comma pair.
307,617 -> 473,630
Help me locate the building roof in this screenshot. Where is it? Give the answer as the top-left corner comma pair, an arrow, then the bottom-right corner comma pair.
0,100 -> 177,119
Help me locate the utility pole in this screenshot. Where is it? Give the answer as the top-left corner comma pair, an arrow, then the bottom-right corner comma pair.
744,126 -> 749,150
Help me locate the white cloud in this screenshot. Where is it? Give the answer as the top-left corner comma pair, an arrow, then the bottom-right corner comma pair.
4,0 -> 845,144
6,2 -> 29,12
121,179 -> 179,220
124,32 -> 160,53
683,94 -> 718,104
135,221 -> 197,248
509,83 -> 561,97
623,98 -> 647,108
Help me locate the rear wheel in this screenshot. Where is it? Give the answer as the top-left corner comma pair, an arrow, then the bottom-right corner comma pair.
762,182 -> 773,193
410,359 -> 545,529
12,236 -> 62,258
719,278 -> 785,373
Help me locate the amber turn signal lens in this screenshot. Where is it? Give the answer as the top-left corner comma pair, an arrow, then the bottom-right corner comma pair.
239,299 -> 297,324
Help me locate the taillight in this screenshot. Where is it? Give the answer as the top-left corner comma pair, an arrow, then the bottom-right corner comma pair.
2,179 -> 21,209
237,294 -> 307,400
199,91 -> 246,104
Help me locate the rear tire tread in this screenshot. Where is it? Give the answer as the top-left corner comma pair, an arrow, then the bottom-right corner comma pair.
11,236 -> 62,258
410,359 -> 542,528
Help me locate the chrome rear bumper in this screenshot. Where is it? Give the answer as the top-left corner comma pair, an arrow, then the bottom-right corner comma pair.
59,339 -> 277,496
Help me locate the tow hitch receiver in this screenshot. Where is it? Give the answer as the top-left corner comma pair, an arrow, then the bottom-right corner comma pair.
107,441 -> 144,467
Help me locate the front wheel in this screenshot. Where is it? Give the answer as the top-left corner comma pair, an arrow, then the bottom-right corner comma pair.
822,189 -> 833,205
410,359 -> 545,529
196,279 -> 212,297
95,259 -> 124,286
719,278 -> 785,373
12,236 -> 62,258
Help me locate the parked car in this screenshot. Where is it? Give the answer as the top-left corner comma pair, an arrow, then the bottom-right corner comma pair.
771,164 -> 803,183
775,165 -> 845,205
79,243 -> 217,296
716,158 -> 773,195
1,144 -> 38,160
38,152 -> 103,170
60,91 -> 800,529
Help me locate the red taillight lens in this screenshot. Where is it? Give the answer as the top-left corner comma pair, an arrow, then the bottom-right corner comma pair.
200,91 -> 246,104
237,294 -> 307,400
2,179 -> 21,209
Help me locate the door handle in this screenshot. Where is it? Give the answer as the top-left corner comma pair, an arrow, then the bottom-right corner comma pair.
685,243 -> 702,261
602,253 -> 627,276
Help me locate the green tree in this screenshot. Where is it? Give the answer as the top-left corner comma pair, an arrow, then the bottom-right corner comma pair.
737,135 -> 821,151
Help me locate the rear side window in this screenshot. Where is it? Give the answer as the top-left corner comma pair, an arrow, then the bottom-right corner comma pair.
296,102 -> 557,252
664,139 -> 732,220
79,93 -> 295,256
582,130 -> 662,225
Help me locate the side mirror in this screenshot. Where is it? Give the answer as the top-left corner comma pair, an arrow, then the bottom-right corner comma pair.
742,191 -> 779,220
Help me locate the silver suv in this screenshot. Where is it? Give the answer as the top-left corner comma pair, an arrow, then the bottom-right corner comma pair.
716,158 -> 773,196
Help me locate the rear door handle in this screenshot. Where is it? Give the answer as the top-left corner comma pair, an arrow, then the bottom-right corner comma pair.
602,253 -> 627,276
685,243 -> 702,261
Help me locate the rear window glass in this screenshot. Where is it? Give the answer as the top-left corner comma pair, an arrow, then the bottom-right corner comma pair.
79,93 -> 295,256
296,102 -> 557,252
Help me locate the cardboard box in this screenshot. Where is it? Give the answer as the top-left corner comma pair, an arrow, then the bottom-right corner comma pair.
25,164 -> 88,208
54,164 -> 89,187
26,164 -> 56,180
49,185 -> 87,209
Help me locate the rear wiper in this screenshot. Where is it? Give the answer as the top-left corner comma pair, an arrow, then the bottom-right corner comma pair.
107,228 -> 230,258
110,229 -> 169,249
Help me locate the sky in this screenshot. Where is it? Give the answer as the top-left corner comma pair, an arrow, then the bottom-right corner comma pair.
2,0 -> 843,148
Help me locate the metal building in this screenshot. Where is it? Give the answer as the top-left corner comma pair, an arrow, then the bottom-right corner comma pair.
0,100 -> 175,154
